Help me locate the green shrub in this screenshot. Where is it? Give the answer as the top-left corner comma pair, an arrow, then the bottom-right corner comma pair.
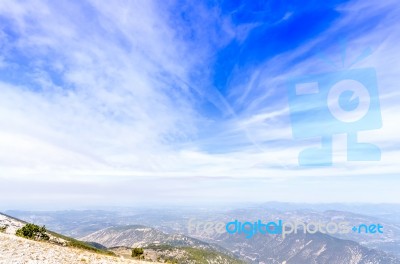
15,223 -> 49,241
132,247 -> 144,258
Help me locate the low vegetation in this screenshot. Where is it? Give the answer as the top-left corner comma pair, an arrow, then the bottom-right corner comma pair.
131,247 -> 144,259
13,223 -> 115,256
15,224 -> 50,241
143,244 -> 245,264
183,247 -> 244,264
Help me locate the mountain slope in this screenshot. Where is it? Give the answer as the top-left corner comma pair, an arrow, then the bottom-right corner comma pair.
206,230 -> 400,264
0,212 -> 114,255
0,213 -> 159,264
7,209 -> 400,264
112,244 -> 245,264
0,232 -> 150,264
9,208 -> 400,257
80,225 -> 234,256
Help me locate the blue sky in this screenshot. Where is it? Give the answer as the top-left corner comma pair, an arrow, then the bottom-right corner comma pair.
0,0 -> 399,209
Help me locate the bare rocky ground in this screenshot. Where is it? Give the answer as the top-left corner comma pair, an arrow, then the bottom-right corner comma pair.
0,233 -> 155,264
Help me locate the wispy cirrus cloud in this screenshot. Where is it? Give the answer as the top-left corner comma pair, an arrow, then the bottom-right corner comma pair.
0,0 -> 205,178
0,0 -> 399,208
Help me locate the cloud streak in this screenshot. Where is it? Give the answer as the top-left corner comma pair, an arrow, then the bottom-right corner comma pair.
0,0 -> 399,207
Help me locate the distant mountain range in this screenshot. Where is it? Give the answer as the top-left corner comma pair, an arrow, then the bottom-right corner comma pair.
79,223 -> 399,264
0,212 -> 245,264
6,203 -> 400,264
202,225 -> 400,264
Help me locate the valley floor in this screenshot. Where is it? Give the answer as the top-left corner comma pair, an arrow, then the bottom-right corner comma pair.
0,233 -> 153,264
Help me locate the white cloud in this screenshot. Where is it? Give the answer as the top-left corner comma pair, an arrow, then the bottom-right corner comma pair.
0,0 -> 399,207
0,1 -> 201,178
